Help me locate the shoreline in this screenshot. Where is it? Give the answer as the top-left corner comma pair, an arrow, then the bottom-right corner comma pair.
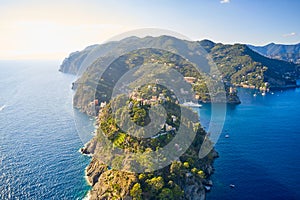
80,139 -> 218,200
83,167 -> 92,200
78,101 -> 219,199
81,148 -> 93,200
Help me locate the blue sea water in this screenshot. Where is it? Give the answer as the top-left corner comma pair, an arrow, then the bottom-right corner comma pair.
1,60 -> 300,200
202,89 -> 300,200
0,61 -> 93,199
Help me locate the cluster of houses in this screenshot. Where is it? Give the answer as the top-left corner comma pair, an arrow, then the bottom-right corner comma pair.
238,82 -> 270,91
88,99 -> 107,109
87,75 -> 202,114
129,85 -> 167,106
86,99 -> 107,116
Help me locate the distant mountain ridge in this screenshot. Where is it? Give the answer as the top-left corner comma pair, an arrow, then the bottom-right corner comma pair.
248,43 -> 300,64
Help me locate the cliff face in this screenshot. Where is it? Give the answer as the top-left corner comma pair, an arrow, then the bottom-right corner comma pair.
86,158 -> 138,200
83,147 -> 218,200
59,44 -> 100,75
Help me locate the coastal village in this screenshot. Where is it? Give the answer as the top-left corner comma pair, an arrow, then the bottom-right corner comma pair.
86,74 -> 242,116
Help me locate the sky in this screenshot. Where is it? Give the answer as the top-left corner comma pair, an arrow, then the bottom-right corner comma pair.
0,0 -> 300,60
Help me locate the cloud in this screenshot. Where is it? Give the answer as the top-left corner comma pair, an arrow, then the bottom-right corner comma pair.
283,32 -> 297,37
220,0 -> 230,3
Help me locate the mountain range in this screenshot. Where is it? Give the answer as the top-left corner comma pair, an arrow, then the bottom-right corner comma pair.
248,43 -> 300,64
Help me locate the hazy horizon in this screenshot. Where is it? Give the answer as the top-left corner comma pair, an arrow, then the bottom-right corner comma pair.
1,0 -> 300,60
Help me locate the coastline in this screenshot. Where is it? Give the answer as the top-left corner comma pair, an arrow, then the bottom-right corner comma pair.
80,134 -> 219,200
82,167 -> 92,200
77,84 -> 298,199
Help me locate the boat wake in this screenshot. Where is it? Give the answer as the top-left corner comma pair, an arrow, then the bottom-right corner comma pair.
0,105 -> 6,111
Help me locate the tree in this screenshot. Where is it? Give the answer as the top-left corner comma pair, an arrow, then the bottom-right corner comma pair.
191,167 -> 198,174
130,183 -> 142,200
197,170 -> 206,179
172,184 -> 184,198
138,173 -> 146,181
170,161 -> 182,175
133,108 -> 147,126
146,176 -> 165,191
183,161 -> 190,169
158,188 -> 174,200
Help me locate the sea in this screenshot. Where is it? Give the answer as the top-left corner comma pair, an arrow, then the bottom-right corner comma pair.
203,89 -> 300,200
0,60 -> 299,199
0,61 -> 93,199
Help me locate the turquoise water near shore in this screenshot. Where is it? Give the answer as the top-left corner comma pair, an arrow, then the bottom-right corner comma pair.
0,61 -> 92,199
202,89 -> 300,200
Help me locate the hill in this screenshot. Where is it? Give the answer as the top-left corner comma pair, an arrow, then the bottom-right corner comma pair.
201,41 -> 300,90
61,36 -> 300,200
61,36 -> 300,91
71,45 -> 240,115
60,36 -> 300,114
248,43 -> 300,64
60,35 -> 214,76
81,86 -> 218,199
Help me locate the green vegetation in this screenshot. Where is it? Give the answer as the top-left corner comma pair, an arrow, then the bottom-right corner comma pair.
200,41 -> 300,90
65,36 -> 299,115
63,35 -> 300,199
87,82 -> 216,199
98,84 -> 181,153
68,36 -> 239,115
130,183 -> 142,200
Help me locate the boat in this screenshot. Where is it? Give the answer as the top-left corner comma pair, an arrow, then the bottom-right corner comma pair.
262,92 -> 266,96
225,134 -> 230,138
253,94 -> 257,97
181,101 -> 202,108
204,186 -> 211,191
230,184 -> 235,188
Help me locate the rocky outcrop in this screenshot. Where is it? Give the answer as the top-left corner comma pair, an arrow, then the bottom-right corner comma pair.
85,158 -> 138,200
83,148 -> 218,200
86,158 -> 108,186
183,176 -> 206,200
227,93 -> 241,104
80,137 -> 98,155
90,170 -> 137,200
